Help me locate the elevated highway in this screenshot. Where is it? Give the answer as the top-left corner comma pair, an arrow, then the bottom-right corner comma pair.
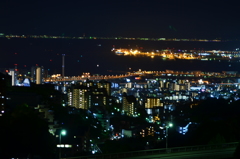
45,70 -> 240,83
45,74 -> 132,82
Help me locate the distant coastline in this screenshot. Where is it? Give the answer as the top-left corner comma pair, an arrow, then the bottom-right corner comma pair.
0,33 -> 223,42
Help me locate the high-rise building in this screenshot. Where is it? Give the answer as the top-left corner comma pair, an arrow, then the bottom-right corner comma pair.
126,82 -> 132,88
122,93 -> 136,116
36,67 -> 42,84
97,80 -> 111,96
9,69 -> 17,86
68,86 -> 90,109
31,66 -> 36,82
68,80 -> 112,110
145,98 -> 162,108
31,66 -> 44,84
175,83 -> 180,91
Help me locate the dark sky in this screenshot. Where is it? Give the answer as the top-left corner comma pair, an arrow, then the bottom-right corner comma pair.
1,0 -> 240,39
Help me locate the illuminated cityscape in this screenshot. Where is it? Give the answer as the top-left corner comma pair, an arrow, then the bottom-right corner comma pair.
112,48 -> 240,60
1,39 -> 240,158
1,0 -> 240,159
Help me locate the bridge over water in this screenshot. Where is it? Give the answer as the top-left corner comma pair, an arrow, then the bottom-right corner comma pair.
45,74 -> 132,82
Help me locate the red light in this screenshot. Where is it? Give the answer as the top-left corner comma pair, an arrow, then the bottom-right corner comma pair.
36,64 -> 38,66
5,70 -> 8,73
50,59 -> 52,62
14,64 -> 18,66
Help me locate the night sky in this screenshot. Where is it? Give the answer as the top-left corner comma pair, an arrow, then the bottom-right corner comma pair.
1,0 -> 240,39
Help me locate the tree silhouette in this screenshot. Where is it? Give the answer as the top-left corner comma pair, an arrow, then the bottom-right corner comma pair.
0,104 -> 56,158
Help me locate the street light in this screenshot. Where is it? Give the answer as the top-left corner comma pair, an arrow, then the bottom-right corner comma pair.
59,129 -> 67,159
166,123 -> 173,150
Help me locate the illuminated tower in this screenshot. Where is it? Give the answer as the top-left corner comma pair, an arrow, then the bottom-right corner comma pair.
36,68 -> 41,84
31,66 -> 44,84
9,68 -> 17,86
36,67 -> 42,84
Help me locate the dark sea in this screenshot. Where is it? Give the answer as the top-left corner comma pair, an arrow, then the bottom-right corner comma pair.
0,38 -> 240,76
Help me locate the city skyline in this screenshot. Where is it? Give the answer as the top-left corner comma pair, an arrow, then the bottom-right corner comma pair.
1,1 -> 240,158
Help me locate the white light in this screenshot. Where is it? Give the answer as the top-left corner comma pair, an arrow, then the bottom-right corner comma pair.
65,145 -> 69,147
61,130 -> 67,135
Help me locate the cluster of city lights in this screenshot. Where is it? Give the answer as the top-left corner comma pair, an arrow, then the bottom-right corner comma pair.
112,48 -> 240,60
